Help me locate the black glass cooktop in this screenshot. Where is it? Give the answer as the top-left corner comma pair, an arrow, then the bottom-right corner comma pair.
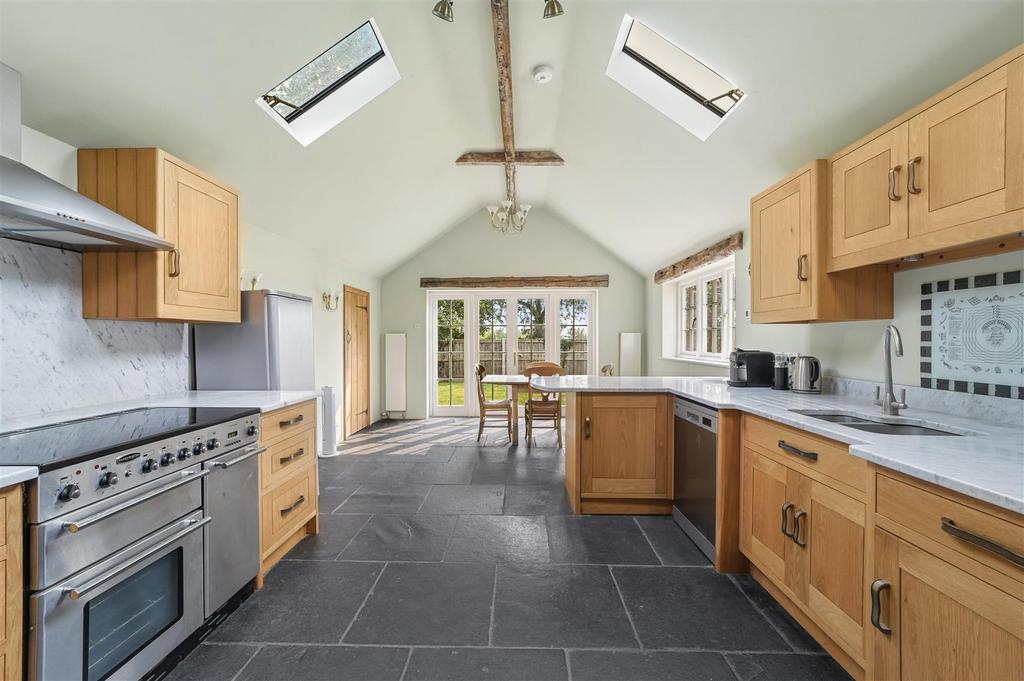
0,406 -> 259,471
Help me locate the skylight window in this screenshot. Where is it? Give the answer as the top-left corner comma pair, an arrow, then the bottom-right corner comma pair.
256,18 -> 400,146
606,15 -> 744,140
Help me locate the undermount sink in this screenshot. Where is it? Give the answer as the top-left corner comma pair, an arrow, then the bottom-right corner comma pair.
788,410 -> 966,437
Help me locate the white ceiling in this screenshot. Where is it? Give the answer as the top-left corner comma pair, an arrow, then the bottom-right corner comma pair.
2,1 -> 1021,276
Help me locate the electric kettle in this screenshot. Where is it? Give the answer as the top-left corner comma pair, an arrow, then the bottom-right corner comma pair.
790,355 -> 822,394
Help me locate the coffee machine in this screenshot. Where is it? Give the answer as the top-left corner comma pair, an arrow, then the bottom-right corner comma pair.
728,350 -> 774,387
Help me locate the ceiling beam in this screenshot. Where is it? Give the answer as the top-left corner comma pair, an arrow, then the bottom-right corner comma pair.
653,232 -> 744,284
490,0 -> 516,201
421,275 -> 610,289
455,150 -> 565,166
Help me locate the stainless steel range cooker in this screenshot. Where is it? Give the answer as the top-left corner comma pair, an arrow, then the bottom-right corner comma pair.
0,406 -> 262,681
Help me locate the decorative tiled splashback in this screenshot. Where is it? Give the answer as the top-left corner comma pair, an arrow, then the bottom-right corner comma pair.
919,269 -> 1023,400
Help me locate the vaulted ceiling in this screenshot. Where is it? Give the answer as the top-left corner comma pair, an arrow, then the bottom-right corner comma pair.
2,1 -> 1021,276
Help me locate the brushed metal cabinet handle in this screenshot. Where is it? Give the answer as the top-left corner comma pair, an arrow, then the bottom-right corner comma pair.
583,416 -> 591,439
168,249 -> 180,277
781,502 -> 795,537
870,579 -> 892,634
279,448 -> 305,464
796,254 -> 809,282
279,414 -> 305,428
777,440 -> 818,462
942,517 -> 1024,567
887,165 -> 902,201
280,495 -> 306,516
791,510 -> 807,547
907,156 -> 922,195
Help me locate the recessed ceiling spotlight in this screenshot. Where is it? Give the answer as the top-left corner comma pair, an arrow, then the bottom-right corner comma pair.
532,64 -> 554,84
543,0 -> 564,19
432,0 -> 453,22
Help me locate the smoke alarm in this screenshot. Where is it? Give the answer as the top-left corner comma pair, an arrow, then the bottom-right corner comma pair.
532,64 -> 554,84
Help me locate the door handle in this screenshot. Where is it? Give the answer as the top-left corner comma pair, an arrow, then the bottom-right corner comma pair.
796,255 -> 808,282
887,165 -> 902,201
870,579 -> 892,634
777,440 -> 818,462
211,446 -> 265,469
280,495 -> 306,516
168,248 -> 180,277
279,414 -> 304,428
941,517 -> 1024,567
63,469 -> 208,534
791,510 -> 807,547
64,517 -> 210,600
907,156 -> 922,195
781,502 -> 795,537
583,416 -> 591,439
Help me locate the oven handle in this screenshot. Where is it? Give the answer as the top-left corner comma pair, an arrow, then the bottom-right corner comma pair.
211,445 -> 265,470
62,469 -> 209,534
63,516 -> 211,601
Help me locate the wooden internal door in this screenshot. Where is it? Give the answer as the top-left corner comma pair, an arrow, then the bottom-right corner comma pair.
830,123 -> 909,262
908,56 -> 1024,237
750,168 -> 812,315
162,158 -> 239,312
344,286 -> 371,437
579,394 -> 671,498
871,528 -> 1024,681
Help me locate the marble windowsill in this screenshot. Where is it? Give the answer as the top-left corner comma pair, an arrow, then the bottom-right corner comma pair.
532,375 -> 1024,514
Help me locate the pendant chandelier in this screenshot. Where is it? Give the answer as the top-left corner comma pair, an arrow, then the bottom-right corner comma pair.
487,199 -> 531,234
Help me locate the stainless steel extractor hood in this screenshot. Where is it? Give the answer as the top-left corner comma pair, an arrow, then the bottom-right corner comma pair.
0,64 -> 172,251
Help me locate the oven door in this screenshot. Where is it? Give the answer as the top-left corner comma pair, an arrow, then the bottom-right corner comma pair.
29,510 -> 208,681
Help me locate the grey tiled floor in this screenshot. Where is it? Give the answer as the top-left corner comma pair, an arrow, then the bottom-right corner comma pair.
168,419 -> 851,681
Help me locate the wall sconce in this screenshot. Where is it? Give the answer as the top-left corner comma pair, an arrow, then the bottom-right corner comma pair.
322,290 -> 340,311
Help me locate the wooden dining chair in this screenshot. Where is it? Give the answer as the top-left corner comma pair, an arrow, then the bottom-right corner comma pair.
523,363 -> 567,448
474,364 -> 513,442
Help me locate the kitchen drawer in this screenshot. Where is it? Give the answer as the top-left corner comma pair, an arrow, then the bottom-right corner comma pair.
261,428 -> 316,490
876,473 -> 1024,583
260,466 -> 315,556
742,415 -> 866,493
260,401 -> 315,444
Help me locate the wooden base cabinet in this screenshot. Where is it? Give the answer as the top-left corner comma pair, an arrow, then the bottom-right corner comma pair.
750,160 -> 892,323
256,400 -> 319,587
78,148 -> 240,323
0,485 -> 21,681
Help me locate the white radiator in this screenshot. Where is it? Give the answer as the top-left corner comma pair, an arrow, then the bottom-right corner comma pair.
619,332 -> 642,376
384,333 -> 407,415
320,385 -> 340,457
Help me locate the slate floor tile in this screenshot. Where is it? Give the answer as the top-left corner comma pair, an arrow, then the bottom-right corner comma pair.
444,515 -> 549,564
407,461 -> 477,484
317,479 -> 359,513
285,513 -> 370,560
613,567 -> 789,650
569,650 -> 737,681
405,648 -> 568,681
340,514 -> 457,561
634,517 -> 711,566
726,653 -> 851,681
237,645 -> 410,681
336,483 -> 432,514
730,574 -> 823,652
419,484 -> 505,515
334,460 -> 414,485
165,643 -> 259,681
546,516 -> 659,565
503,484 -> 572,515
471,462 -> 564,485
210,561 -> 382,643
492,564 -> 637,648
344,562 -> 494,645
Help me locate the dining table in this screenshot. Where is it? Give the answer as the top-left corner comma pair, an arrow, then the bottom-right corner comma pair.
479,373 -> 530,445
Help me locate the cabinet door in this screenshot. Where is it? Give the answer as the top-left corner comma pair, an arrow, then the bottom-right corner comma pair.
803,481 -> 866,663
740,448 -> 791,585
163,159 -> 239,313
871,528 -> 1024,681
908,57 -> 1024,237
579,394 -> 671,498
751,169 -> 812,315
831,123 -> 909,260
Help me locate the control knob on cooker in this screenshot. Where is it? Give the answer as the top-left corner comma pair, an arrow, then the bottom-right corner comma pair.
160,452 -> 176,467
142,458 -> 159,473
177,446 -> 191,461
57,483 -> 81,502
98,471 -> 118,488
192,442 -> 207,457
207,438 -> 220,450
246,425 -> 258,437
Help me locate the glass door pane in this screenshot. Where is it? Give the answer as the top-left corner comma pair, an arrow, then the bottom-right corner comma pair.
515,298 -> 547,373
478,299 -> 508,402
435,298 -> 465,408
559,298 -> 590,375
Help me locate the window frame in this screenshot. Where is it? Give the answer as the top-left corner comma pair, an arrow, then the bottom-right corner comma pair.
670,256 -> 735,366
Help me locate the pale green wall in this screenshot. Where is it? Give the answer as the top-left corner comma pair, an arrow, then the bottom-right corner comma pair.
242,222 -> 382,442
645,232 -> 1024,385
381,208 -> 645,419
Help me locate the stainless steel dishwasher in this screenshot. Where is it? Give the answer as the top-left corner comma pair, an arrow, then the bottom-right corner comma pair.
203,442 -> 262,617
672,399 -> 718,562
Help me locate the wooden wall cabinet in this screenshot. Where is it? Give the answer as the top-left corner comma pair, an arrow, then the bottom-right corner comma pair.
78,148 -> 240,322
829,48 -> 1023,271
0,485 -> 22,681
750,160 -> 893,323
256,400 -> 319,587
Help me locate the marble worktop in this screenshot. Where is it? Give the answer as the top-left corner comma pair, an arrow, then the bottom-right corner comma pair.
532,375 -> 1024,515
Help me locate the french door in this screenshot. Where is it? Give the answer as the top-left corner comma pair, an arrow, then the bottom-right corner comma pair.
430,290 -> 597,417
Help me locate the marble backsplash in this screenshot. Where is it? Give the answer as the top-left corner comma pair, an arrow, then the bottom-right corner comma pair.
0,239 -> 188,420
